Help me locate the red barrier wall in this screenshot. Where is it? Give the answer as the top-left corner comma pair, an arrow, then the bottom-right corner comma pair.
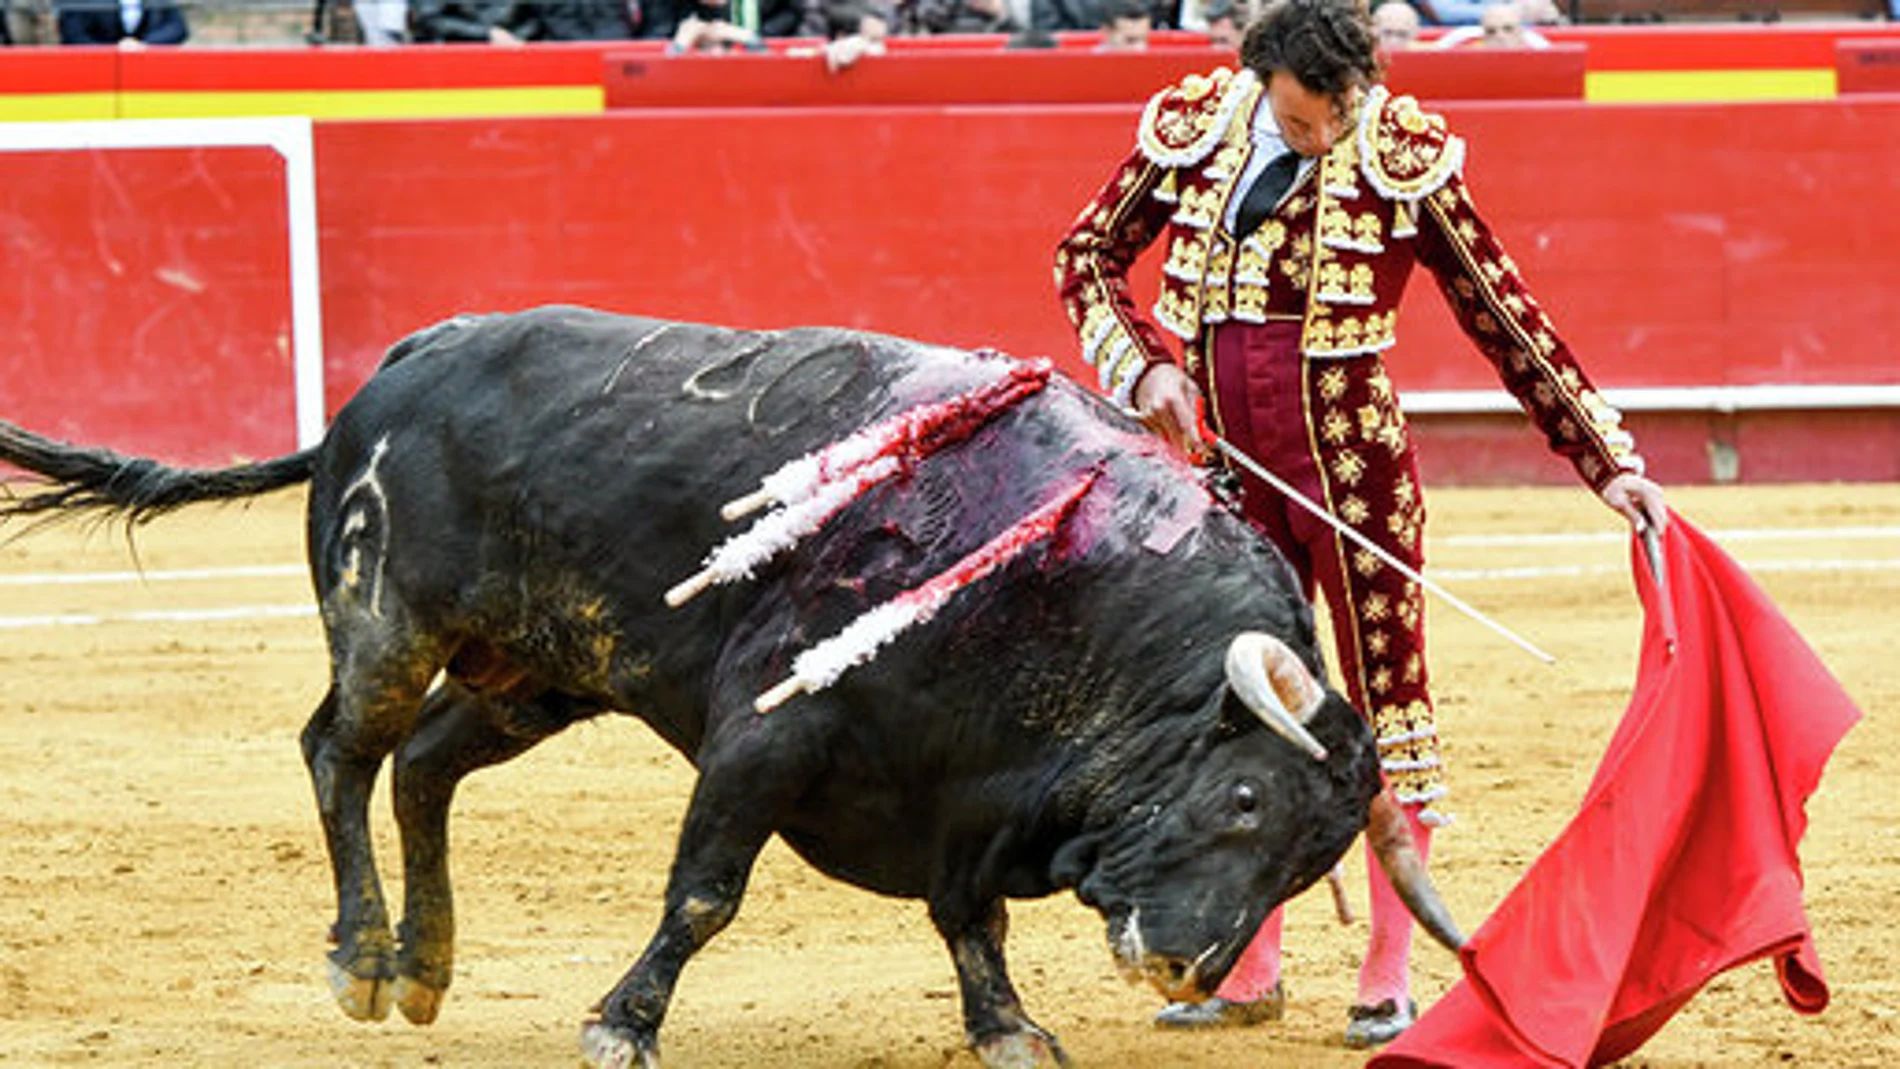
603,45 -> 1585,108
3,94 -> 1896,480
312,96 -> 1900,399
0,145 -> 296,464
1836,38 -> 1900,92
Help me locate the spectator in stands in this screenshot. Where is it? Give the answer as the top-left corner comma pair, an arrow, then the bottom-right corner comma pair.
1095,0 -> 1150,47
1408,0 -> 1481,23
10,0 -> 57,43
410,0 -> 526,41
1435,0 -> 1548,46
1521,0 -> 1563,23
666,8 -> 767,47
1057,0 -> 1666,1047
513,0 -> 638,38
1371,0 -> 1419,48
355,0 -> 411,43
1202,0 -> 1246,48
789,0 -> 887,69
907,0 -> 1017,33
54,0 -> 187,44
643,0 -> 812,39
1029,0 -> 1097,32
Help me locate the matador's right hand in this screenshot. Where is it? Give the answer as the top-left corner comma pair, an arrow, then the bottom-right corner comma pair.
1133,362 -> 1209,463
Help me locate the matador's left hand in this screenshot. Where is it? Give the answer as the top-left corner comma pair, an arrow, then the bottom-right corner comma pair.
1600,472 -> 1668,534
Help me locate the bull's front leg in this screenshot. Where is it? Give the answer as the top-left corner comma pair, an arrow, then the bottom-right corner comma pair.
579,759 -> 781,1069
934,899 -> 1072,1069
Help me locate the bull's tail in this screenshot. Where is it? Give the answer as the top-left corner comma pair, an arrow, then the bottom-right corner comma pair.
0,419 -> 314,529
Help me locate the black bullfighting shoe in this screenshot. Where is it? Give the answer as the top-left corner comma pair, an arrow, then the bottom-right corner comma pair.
1343,997 -> 1416,1048
1152,983 -> 1286,1029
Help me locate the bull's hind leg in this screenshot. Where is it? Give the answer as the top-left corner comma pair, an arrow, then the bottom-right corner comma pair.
390,673 -> 600,1025
301,638 -> 443,1023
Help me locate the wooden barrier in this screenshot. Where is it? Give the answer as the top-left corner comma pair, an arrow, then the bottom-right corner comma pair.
602,48 -> 1227,108
1836,37 -> 1900,92
602,44 -> 1584,108
1385,44 -> 1587,100
5,95 -> 1898,481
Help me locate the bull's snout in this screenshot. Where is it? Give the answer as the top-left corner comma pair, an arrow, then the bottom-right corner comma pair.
1105,909 -> 1222,1003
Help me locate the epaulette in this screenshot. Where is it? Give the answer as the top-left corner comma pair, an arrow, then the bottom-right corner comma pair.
1137,67 -> 1256,169
1355,85 -> 1465,202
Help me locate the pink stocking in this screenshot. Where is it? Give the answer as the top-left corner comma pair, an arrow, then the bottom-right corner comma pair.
1214,904 -> 1284,1001
1357,803 -> 1434,1006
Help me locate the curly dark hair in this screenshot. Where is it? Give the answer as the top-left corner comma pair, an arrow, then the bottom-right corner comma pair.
1239,0 -> 1382,96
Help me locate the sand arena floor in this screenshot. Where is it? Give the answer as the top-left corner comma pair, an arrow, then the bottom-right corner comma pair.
0,483 -> 1894,1068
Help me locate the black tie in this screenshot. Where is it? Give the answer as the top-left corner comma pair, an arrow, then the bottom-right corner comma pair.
1235,150 -> 1302,241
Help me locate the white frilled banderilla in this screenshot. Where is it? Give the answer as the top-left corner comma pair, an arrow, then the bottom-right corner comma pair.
665,357 -> 1053,609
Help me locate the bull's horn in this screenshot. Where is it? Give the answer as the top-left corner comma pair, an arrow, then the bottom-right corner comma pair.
1224,633 -> 1328,761
1366,789 -> 1466,953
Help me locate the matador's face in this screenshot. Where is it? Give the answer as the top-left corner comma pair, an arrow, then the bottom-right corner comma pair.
1265,72 -> 1358,159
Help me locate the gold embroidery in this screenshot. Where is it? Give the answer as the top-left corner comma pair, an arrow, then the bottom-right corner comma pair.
1319,367 -> 1349,400
1319,261 -> 1347,295
1366,629 -> 1389,656
1333,454 -> 1368,488
1232,283 -> 1268,321
1306,318 -> 1335,351
1321,409 -> 1353,444
1354,213 -> 1383,248
1392,472 -> 1416,510
1357,404 -> 1385,442
1206,239 -> 1233,286
1351,263 -> 1376,301
1368,369 -> 1394,401
1320,204 -> 1352,245
1354,548 -> 1381,577
1362,591 -> 1391,622
1335,317 -> 1363,351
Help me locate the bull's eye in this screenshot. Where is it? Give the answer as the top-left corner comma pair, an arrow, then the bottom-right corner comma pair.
1233,783 -> 1259,814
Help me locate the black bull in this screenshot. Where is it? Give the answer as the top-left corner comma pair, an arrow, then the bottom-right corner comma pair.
0,306 -> 1461,1067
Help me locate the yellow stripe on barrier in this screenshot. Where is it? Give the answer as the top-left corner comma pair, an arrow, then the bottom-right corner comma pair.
0,93 -> 121,122
1585,69 -> 1837,103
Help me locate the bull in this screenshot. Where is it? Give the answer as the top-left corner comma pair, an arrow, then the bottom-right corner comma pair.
0,306 -> 1461,1067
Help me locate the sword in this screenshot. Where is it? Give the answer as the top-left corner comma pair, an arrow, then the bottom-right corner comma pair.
1205,433 -> 1558,665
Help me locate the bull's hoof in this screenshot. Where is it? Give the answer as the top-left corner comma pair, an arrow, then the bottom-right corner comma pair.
393,974 -> 446,1025
579,1019 -> 660,1069
326,957 -> 393,1022
973,1030 -> 1071,1069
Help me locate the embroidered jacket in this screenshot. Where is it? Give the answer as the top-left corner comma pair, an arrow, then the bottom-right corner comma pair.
1054,69 -> 1643,490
